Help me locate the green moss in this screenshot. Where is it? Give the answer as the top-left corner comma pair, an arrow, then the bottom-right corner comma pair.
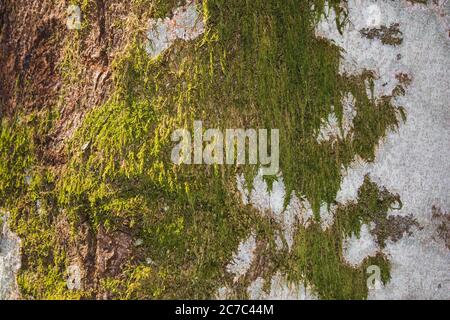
2,0 -> 406,299
57,0 -> 404,298
284,176 -> 396,299
9,167 -> 83,300
0,116 -> 34,208
0,113 -> 80,299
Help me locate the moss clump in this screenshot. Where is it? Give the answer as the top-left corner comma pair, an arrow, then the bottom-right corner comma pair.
284,176 -> 396,299
0,117 -> 34,208
0,114 -> 83,299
